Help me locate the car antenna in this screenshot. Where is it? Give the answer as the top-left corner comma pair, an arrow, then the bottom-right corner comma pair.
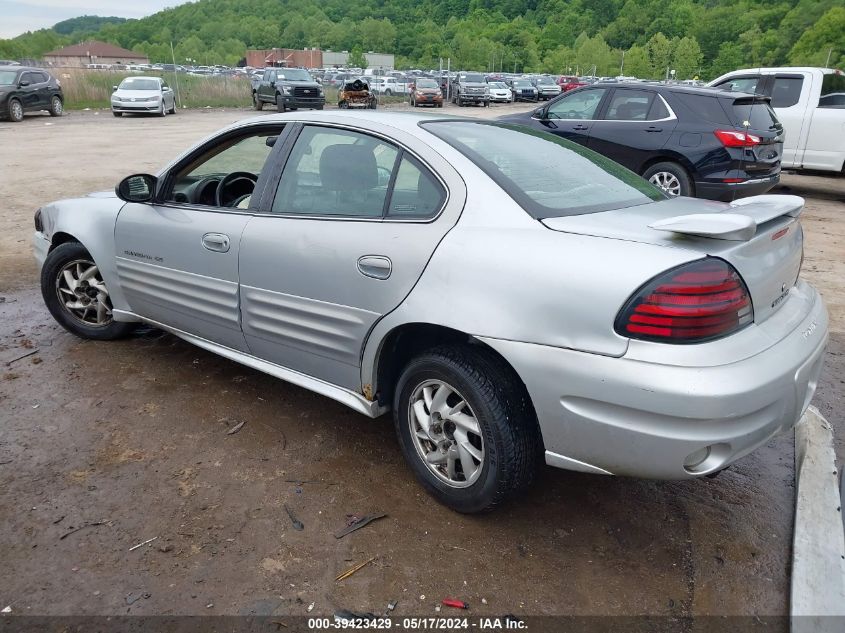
733,67 -> 762,204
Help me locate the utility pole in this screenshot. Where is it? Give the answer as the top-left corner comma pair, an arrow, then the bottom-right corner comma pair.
620,50 -> 625,76
826,48 -> 833,67
170,41 -> 182,108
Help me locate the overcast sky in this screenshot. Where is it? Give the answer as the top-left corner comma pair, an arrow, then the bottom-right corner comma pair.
0,0 -> 192,38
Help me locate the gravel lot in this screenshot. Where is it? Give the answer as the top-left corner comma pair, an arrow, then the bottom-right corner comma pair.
0,104 -> 842,621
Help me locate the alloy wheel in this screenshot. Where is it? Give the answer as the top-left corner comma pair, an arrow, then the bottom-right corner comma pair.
51,96 -> 63,115
10,100 -> 23,121
55,259 -> 113,327
649,171 -> 682,196
408,379 -> 485,488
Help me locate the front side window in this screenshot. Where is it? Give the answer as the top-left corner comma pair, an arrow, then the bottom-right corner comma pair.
166,129 -> 280,208
604,89 -> 654,121
424,121 -> 664,219
547,88 -> 607,120
771,76 -> 803,108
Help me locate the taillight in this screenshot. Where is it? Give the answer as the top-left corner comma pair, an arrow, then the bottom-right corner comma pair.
714,129 -> 761,147
615,258 -> 753,344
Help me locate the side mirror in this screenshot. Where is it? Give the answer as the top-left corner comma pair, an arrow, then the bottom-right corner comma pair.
112,85 -> 118,91
19,80 -> 30,87
531,107 -> 545,120
116,174 -> 157,203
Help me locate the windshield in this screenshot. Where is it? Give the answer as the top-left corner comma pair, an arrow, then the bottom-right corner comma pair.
535,76 -> 555,84
423,121 -> 665,218
119,78 -> 159,91
461,73 -> 485,83
416,79 -> 438,89
513,81 -> 532,88
277,68 -> 312,81
0,70 -> 18,85
490,82 -> 507,89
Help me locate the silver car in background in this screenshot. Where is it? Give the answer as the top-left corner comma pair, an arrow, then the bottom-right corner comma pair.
111,75 -> 176,117
33,112 -> 828,513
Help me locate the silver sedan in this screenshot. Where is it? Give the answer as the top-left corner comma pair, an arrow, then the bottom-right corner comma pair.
33,112 -> 828,513
111,75 -> 176,117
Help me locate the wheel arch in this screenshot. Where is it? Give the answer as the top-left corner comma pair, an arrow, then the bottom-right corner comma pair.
639,154 -> 696,196
368,323 -> 537,429
49,231 -> 81,251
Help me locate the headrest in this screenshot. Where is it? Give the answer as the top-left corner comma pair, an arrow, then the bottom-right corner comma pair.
319,144 -> 378,191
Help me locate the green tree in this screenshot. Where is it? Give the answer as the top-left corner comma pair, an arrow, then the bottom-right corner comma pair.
671,35 -> 702,79
646,32 -> 672,79
622,44 -> 650,78
789,6 -> 845,67
348,46 -> 367,68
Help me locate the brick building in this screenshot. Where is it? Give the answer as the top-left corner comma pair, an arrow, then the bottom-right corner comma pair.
43,41 -> 149,67
245,48 -> 323,69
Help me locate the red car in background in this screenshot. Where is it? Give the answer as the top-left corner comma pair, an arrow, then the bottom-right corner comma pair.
557,75 -> 587,92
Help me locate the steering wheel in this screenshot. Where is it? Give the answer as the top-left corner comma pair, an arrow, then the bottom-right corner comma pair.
215,171 -> 258,207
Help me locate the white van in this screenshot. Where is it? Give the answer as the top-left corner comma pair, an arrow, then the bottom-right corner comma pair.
709,67 -> 845,173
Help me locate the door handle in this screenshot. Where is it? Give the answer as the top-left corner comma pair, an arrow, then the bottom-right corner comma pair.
645,126 -> 663,132
201,232 -> 230,253
573,124 -> 589,130
357,255 -> 392,280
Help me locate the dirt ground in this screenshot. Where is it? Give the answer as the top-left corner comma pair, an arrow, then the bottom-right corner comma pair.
0,103 -> 843,621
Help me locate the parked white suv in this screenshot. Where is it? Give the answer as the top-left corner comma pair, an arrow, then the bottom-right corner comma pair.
709,68 -> 845,174
369,76 -> 410,96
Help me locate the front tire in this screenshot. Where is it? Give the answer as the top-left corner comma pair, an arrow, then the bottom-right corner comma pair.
643,161 -> 693,198
252,92 -> 263,111
393,345 -> 539,513
276,94 -> 285,112
49,95 -> 63,117
8,98 -> 23,122
41,242 -> 134,340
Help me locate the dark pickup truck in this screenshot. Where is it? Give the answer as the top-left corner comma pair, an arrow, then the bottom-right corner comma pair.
252,67 -> 325,112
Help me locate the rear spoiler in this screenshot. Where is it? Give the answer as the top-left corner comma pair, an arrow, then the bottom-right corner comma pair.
649,195 -> 804,241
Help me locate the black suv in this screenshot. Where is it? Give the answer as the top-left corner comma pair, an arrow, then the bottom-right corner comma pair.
0,65 -> 64,123
501,83 -> 783,200
252,67 -> 325,112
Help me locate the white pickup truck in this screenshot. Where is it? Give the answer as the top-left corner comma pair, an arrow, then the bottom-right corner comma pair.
709,67 -> 845,173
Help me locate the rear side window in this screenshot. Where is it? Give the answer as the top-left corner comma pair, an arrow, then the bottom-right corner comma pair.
387,155 -> 446,219
730,99 -> 780,130
819,73 -> 845,108
604,89 -> 654,121
423,121 -> 665,219
771,76 -> 803,107
672,93 -> 731,125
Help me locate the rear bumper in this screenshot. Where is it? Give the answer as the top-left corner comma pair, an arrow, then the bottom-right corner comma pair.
696,173 -> 780,201
480,281 -> 828,479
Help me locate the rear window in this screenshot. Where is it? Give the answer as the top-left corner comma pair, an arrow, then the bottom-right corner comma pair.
730,99 -> 780,131
422,121 -> 665,219
819,72 -> 845,108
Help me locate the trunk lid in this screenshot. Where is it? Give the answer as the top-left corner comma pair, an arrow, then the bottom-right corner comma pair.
541,195 -> 804,325
726,97 -> 784,176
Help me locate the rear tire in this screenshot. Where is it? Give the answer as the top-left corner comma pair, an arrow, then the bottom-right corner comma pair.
393,345 -> 539,514
49,95 -> 63,117
41,242 -> 135,341
643,161 -> 693,198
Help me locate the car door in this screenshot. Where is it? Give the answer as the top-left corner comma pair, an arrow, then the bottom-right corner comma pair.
587,88 -> 677,172
17,71 -> 41,110
259,69 -> 275,102
161,79 -> 174,110
767,73 -> 813,168
531,87 -> 609,146
114,123 -> 290,351
238,122 -> 461,391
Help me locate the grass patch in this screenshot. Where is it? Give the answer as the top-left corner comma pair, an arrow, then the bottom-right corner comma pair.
54,68 -> 414,110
